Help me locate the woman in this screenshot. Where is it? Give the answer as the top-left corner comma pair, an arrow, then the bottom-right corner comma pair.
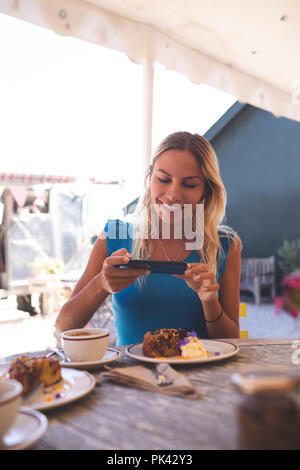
55,132 -> 241,344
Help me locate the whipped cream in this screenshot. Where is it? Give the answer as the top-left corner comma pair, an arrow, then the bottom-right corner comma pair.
180,336 -> 208,358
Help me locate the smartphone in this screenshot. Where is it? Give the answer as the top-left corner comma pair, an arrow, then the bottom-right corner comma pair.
116,259 -> 187,274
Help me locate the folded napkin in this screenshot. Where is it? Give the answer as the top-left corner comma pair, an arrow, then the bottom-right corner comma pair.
100,363 -> 201,400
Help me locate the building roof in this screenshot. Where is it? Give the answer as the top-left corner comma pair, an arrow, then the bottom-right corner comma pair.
204,102 -> 248,142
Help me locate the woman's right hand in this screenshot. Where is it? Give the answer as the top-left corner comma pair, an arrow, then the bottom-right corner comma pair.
98,248 -> 150,294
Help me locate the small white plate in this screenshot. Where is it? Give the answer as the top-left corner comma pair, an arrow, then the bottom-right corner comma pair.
48,348 -> 121,369
0,367 -> 96,411
126,339 -> 239,364
0,406 -> 48,450
24,368 -> 96,411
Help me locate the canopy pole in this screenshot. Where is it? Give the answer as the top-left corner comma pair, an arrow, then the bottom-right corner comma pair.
142,58 -> 154,175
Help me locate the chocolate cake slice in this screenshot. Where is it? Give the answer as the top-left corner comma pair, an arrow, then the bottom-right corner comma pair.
8,356 -> 62,394
142,328 -> 188,357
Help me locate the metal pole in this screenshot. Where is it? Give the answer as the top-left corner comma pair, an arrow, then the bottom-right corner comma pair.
142,58 -> 154,173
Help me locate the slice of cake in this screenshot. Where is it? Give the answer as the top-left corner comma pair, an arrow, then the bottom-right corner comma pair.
142,329 -> 208,359
142,328 -> 188,357
8,356 -> 62,395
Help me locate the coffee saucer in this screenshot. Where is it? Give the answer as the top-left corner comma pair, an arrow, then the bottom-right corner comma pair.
48,348 -> 121,370
0,407 -> 48,450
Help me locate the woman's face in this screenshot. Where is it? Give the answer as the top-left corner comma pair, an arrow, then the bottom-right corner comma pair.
150,149 -> 205,225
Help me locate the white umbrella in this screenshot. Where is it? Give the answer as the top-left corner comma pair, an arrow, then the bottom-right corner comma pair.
1,0 -> 299,169
1,0 -> 299,118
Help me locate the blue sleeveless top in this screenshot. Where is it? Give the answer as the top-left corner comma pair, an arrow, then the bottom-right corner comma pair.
104,219 -> 234,345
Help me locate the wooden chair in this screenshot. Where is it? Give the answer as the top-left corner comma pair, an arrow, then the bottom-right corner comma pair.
240,256 -> 276,306
240,302 -> 248,338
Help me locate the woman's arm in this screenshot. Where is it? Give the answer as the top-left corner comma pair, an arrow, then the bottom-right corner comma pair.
55,232 -> 110,332
55,231 -> 150,333
178,234 -> 242,338
202,234 -> 242,338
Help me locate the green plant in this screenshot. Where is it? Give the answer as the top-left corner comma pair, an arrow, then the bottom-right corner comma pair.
277,238 -> 300,275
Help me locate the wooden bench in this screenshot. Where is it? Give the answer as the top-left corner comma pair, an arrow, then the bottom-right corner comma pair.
240,256 -> 276,306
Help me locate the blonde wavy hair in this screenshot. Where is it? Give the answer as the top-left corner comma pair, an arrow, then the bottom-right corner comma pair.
131,131 -> 234,276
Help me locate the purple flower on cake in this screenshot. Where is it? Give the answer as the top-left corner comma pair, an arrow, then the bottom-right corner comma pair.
179,331 -> 198,347
179,338 -> 189,346
187,331 -> 198,337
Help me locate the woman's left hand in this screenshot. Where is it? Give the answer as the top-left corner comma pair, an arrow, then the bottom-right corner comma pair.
174,263 -> 219,302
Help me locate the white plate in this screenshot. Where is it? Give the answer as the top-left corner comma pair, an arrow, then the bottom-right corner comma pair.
49,348 -> 121,369
126,339 -> 239,364
0,406 -> 48,450
0,367 -> 96,411
24,368 -> 96,411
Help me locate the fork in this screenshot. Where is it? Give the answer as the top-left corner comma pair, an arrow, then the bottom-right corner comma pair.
155,363 -> 174,386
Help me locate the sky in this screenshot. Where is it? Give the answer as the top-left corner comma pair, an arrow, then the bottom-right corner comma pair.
0,11 -> 236,184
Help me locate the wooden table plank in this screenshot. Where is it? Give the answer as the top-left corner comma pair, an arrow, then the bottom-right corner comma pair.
2,339 -> 300,450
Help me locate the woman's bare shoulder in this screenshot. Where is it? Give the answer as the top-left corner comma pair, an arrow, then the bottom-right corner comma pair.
229,232 -> 242,253
224,233 -> 242,276
218,227 -> 242,255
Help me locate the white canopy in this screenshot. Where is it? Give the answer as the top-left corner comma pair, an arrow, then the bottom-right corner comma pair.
1,0 -> 300,123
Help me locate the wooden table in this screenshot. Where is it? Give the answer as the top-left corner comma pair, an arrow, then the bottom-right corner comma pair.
3,339 -> 300,450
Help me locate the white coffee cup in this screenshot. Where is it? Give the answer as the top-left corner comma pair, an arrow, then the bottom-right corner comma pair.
0,379 -> 23,444
61,328 -> 110,362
